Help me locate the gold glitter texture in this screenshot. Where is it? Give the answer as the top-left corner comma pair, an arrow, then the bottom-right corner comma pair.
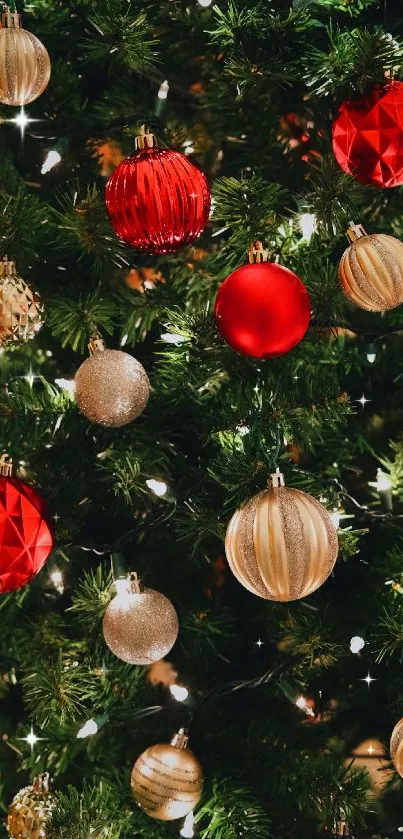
74,348 -> 150,428
339,232 -> 403,312
390,718 -> 403,777
0,259 -> 43,346
131,730 -> 203,821
7,775 -> 55,839
0,11 -> 51,106
103,584 -> 178,665
225,472 -> 338,602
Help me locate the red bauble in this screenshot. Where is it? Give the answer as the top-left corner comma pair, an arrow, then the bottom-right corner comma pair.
0,476 -> 53,593
214,262 -> 310,358
105,146 -> 211,255
332,81 -> 403,188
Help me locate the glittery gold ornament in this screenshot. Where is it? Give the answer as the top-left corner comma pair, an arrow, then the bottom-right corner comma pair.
338,221 -> 403,312
131,728 -> 203,820
225,471 -> 338,602
390,718 -> 403,777
0,258 -> 43,347
0,9 -> 51,107
74,337 -> 150,428
7,774 -> 55,839
103,572 -> 178,664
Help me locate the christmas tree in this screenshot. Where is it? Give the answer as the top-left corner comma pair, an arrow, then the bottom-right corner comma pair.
2,0 -> 403,837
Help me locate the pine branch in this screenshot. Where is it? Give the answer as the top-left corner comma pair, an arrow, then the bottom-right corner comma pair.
23,654 -> 99,726
69,566 -> 112,632
84,4 -> 158,74
47,289 -> 118,352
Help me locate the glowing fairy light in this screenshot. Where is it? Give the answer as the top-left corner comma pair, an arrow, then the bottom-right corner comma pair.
170,684 -> 189,702
299,212 -> 317,242
41,149 -> 62,175
350,636 -> 365,654
50,568 -> 64,594
158,80 -> 169,100
77,718 -> 98,739
180,812 -> 195,838
146,478 -> 168,497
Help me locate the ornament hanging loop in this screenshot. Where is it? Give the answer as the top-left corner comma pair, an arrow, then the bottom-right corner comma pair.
346,221 -> 366,243
135,125 -> 155,151
171,728 -> 189,750
248,241 -> 269,264
0,454 -> 12,477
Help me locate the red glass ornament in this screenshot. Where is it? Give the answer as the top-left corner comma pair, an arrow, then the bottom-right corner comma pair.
332,81 -> 403,188
105,146 -> 211,255
214,262 -> 310,359
0,476 -> 53,593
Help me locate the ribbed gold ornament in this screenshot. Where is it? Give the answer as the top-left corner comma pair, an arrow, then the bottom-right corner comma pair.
74,338 -> 150,427
338,222 -> 403,312
225,471 -> 338,602
131,729 -> 203,821
103,573 -> 179,664
0,10 -> 51,106
0,258 -> 43,346
6,774 -> 54,839
390,718 -> 403,777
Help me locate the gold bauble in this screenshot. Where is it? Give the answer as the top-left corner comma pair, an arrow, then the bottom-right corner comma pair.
7,774 -> 54,839
103,573 -> 178,665
74,337 -> 150,428
390,718 -> 403,777
0,258 -> 43,346
131,729 -> 203,821
225,471 -> 338,602
0,10 -> 51,106
338,221 -> 403,312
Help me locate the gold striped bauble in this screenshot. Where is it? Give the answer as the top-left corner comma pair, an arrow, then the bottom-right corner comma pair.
338,221 -> 403,312
0,9 -> 51,107
131,729 -> 203,821
390,718 -> 403,777
225,471 -> 338,602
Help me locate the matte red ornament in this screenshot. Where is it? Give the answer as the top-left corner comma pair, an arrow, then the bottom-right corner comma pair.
105,130 -> 210,255
332,81 -> 403,188
214,247 -> 310,359
0,475 -> 53,593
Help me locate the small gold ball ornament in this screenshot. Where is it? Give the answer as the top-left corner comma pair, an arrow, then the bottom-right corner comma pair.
390,718 -> 403,777
103,572 -> 179,664
7,773 -> 55,839
0,9 -> 51,107
74,336 -> 150,428
131,728 -> 203,821
225,471 -> 338,602
338,221 -> 403,312
0,257 -> 43,346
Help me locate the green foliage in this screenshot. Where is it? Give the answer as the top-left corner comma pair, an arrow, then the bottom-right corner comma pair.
23,655 -> 99,726
69,567 -> 113,632
277,609 -> 342,669
84,6 -> 158,74
47,289 -> 117,352
196,779 -> 273,839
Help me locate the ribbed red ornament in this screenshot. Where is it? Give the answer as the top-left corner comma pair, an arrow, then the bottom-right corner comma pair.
215,262 -> 311,359
105,146 -> 211,255
0,476 -> 53,593
332,81 -> 403,188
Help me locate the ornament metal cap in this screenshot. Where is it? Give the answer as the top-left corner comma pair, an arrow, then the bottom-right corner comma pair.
269,469 -> 285,488
0,257 -> 16,278
88,335 -> 106,355
332,820 -> 350,837
0,454 -> 12,477
171,728 -> 189,750
248,241 -> 270,264
1,8 -> 21,28
346,221 -> 367,243
135,125 -> 155,151
32,773 -> 51,793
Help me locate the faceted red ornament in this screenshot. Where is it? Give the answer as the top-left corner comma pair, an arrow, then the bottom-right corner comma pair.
332,81 -> 403,188
214,262 -> 311,358
105,146 -> 211,255
0,476 -> 53,593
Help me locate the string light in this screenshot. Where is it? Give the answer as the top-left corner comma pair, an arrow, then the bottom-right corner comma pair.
170,684 -> 189,702
77,718 -> 98,739
197,0 -> 212,6
295,696 -> 315,717
299,212 -> 317,242
369,468 -> 393,512
361,673 -> 376,687
41,149 -> 62,175
160,332 -> 187,344
55,377 -> 76,395
366,344 -> 376,364
50,568 -> 64,594
183,139 -> 195,156
350,635 -> 365,654
146,478 -> 168,497
158,80 -> 169,100
180,812 -> 195,838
